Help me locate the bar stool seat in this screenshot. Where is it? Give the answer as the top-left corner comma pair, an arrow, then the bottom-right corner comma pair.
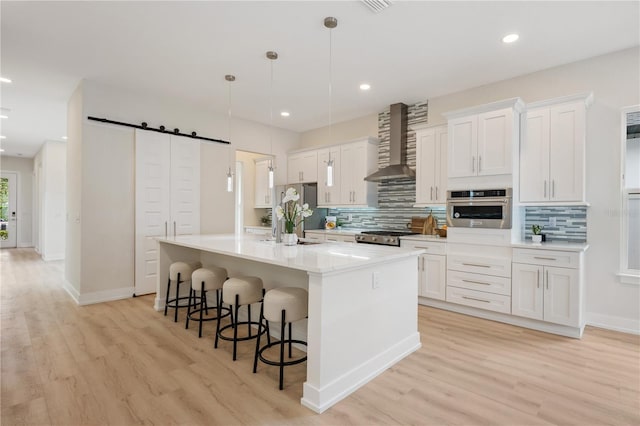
186,266 -> 231,338
216,276 -> 270,361
253,287 -> 308,390
164,261 -> 202,322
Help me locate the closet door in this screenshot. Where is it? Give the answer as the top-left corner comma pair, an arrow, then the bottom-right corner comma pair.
169,135 -> 201,236
135,130 -> 171,295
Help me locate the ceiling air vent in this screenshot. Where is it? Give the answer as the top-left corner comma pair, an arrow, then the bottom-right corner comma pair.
361,0 -> 393,13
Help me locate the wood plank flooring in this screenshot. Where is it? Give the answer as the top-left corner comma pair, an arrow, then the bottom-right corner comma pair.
2,248 -> 639,425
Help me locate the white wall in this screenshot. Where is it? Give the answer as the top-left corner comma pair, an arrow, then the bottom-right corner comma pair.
302,48 -> 640,333
0,155 -> 34,247
40,141 -> 66,261
66,79 -> 300,303
300,114 -> 377,149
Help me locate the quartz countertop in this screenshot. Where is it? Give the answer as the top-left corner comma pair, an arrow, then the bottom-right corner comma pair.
156,234 -> 422,274
511,240 -> 589,252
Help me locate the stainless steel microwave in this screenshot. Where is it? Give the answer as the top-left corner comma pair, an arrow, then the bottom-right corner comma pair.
446,188 -> 512,229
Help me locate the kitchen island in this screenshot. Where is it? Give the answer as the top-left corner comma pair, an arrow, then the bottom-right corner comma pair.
154,234 -> 422,413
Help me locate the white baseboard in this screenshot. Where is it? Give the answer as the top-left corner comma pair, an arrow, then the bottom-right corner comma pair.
587,312 -> 640,335
42,253 -> 64,261
62,280 -> 134,306
17,242 -> 33,248
78,286 -> 135,306
63,280 -> 80,304
301,333 -> 421,414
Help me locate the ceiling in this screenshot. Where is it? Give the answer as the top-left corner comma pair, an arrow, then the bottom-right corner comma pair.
1,1 -> 638,158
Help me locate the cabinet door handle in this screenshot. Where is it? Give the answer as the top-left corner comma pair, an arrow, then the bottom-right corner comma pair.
435,186 -> 439,200
534,256 -> 556,261
173,221 -> 177,237
462,279 -> 491,286
537,269 -> 540,288
544,180 -> 547,198
352,191 -> 356,203
462,295 -> 490,303
478,156 -> 482,173
472,156 -> 475,173
462,262 -> 491,268
165,221 -> 168,238
415,246 -> 430,250
421,257 -> 425,271
546,269 -> 549,289
552,180 -> 555,198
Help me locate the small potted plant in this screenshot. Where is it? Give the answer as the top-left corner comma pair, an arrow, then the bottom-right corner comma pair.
531,224 -> 543,243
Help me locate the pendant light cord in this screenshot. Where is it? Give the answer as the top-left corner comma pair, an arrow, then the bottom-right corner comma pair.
328,24 -> 333,145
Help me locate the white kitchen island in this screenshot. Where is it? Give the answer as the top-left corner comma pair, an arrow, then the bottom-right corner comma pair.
154,234 -> 422,413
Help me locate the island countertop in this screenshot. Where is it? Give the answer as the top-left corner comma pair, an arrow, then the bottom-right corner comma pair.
156,234 -> 423,274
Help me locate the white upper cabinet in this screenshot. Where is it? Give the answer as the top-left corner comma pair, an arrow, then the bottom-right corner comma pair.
448,108 -> 515,178
317,146 -> 341,206
254,158 -> 272,208
287,150 -> 318,184
445,99 -> 523,183
520,93 -> 592,204
414,124 -> 448,205
339,139 -> 378,206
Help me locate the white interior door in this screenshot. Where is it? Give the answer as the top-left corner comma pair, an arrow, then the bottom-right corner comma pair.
170,135 -> 200,236
0,172 -> 18,248
135,130 -> 171,295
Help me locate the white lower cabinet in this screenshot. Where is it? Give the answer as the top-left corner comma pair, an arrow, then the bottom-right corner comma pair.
304,230 -> 356,243
400,240 -> 446,301
512,255 -> 581,327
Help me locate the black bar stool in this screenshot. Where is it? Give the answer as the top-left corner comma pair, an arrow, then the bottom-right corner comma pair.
164,261 -> 201,322
253,287 -> 308,390
215,276 -> 270,361
186,266 -> 232,338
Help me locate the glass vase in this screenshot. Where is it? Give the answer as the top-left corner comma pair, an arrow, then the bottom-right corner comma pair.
282,233 -> 298,246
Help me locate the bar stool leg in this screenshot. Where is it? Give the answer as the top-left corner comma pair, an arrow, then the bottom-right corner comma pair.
279,309 -> 286,390
247,304 -> 252,336
164,277 -> 171,316
186,287 -> 194,329
174,272 -> 181,323
198,282 -> 205,338
288,322 -> 293,358
252,301 -> 265,373
214,294 -> 222,349
233,294 -> 240,361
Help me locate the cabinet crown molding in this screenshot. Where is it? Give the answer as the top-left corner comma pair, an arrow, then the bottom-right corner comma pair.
443,97 -> 525,119
288,136 -> 378,154
524,92 -> 594,110
410,122 -> 446,132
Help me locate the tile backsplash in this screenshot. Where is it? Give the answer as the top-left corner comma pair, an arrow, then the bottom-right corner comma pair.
523,206 -> 587,243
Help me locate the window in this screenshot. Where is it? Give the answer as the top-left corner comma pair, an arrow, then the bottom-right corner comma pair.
620,106 -> 640,283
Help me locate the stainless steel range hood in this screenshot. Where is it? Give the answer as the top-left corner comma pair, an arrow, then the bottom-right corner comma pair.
364,102 -> 416,182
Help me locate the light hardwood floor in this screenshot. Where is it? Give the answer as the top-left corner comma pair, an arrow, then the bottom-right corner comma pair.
1,248 -> 639,425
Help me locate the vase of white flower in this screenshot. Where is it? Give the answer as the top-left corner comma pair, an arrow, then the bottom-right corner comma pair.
276,187 -> 313,245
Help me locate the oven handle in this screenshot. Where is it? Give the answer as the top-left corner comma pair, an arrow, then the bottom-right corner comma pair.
447,198 -> 511,205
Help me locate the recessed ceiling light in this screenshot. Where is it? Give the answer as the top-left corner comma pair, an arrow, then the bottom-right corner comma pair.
280,111 -> 290,117
0,135 -> 6,139
0,115 -> 7,119
502,33 -> 519,43
360,83 -> 371,91
0,77 -> 12,83
61,136 -> 68,140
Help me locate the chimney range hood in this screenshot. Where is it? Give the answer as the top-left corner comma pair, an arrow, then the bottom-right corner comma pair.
364,102 -> 416,182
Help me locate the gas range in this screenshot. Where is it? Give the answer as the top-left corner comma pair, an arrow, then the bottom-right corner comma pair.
355,230 -> 419,247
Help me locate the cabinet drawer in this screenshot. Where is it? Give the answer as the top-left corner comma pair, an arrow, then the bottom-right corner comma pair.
326,234 -> 355,243
446,286 -> 511,314
447,254 -> 511,277
512,249 -> 579,268
400,240 -> 446,254
447,270 -> 511,296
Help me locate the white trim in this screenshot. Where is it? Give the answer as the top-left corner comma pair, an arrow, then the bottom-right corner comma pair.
586,312 -> 640,335
620,105 -> 640,278
63,280 -> 80,304
77,286 -> 135,306
443,97 -> 525,119
42,253 -> 64,261
618,273 -> 640,285
525,91 -> 594,110
421,298 -> 584,338
301,333 -> 421,413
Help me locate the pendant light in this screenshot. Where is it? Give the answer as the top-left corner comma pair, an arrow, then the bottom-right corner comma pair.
324,17 -> 337,187
266,50 -> 278,189
225,74 -> 235,192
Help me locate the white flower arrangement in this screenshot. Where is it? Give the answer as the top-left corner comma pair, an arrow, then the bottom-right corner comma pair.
275,187 -> 313,234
